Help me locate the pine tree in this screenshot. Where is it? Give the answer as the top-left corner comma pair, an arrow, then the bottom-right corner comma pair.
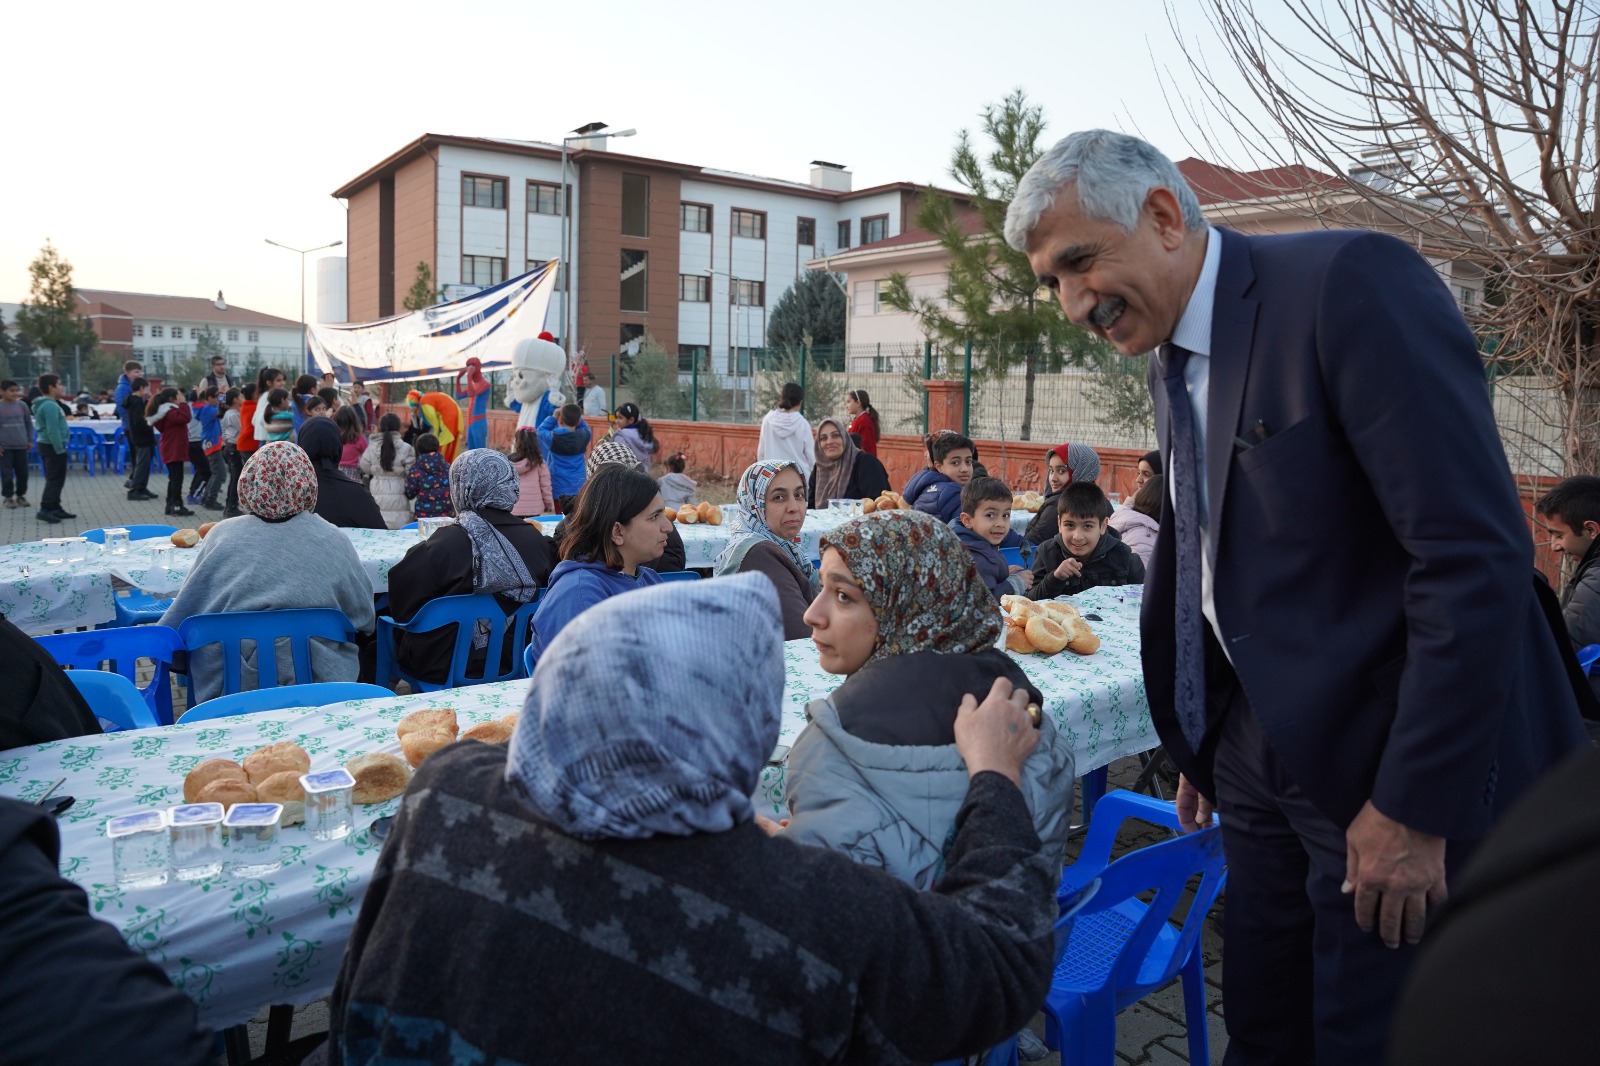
403,262 -> 441,312
15,241 -> 97,377
768,270 -> 846,354
881,90 -> 1109,441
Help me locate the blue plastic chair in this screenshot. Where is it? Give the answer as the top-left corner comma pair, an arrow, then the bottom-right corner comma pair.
656,570 -> 702,583
374,592 -> 541,691
523,641 -> 536,678
999,546 -> 1025,568
1043,791 -> 1226,1066
105,427 -> 125,473
177,608 -> 359,704
65,670 -> 160,732
179,682 -> 395,724
399,522 -> 419,531
1578,644 -> 1600,675
66,426 -> 100,474
80,525 -> 180,543
35,626 -> 185,726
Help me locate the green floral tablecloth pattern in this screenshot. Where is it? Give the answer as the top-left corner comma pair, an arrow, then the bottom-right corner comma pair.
674,507 -> 1035,569
0,682 -> 528,1030
755,585 -> 1153,815
0,528 -> 422,632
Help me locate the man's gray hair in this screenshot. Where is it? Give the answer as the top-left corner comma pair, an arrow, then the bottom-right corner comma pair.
1004,130 -> 1206,251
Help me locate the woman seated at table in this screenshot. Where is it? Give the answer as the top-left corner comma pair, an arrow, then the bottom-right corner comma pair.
326,575 -> 1058,1064
525,465 -> 671,672
297,416 -> 386,531
807,416 -> 889,509
547,439 -> 686,573
783,509 -> 1076,889
714,460 -> 815,639
159,442 -> 377,704
386,450 -> 555,685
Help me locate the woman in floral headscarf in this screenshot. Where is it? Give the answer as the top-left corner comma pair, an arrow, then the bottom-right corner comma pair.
158,441 -> 377,704
714,460 -> 815,639
781,509 -> 1076,889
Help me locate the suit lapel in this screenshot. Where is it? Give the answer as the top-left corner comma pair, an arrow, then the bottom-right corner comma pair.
1206,229 -> 1259,560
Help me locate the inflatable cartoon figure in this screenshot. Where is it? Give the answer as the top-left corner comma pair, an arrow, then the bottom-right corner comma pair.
506,331 -> 568,431
405,388 -> 462,462
454,357 -> 491,452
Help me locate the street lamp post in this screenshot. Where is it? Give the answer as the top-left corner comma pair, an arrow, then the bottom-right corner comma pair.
558,122 -> 635,369
265,237 -> 343,374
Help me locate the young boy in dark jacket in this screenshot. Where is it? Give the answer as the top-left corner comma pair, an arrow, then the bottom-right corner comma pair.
905,432 -> 976,524
1536,475 -> 1600,701
953,477 -> 1033,601
1028,482 -> 1144,599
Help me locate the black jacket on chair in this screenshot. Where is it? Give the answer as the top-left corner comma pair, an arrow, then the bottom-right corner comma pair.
0,612 -> 100,752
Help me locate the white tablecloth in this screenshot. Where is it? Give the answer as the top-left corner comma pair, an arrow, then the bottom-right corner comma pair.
0,585 -> 1150,1028
672,507 -> 1034,569
0,527 -> 424,633
69,418 -> 122,437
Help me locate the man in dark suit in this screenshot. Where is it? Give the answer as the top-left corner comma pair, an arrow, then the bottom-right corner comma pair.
1006,129 -> 1587,1064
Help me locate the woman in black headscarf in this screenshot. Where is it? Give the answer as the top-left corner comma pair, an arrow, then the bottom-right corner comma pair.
298,416 -> 386,530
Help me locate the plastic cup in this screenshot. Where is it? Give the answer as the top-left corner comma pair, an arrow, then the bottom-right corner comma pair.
417,516 -> 456,540
104,528 -> 131,555
108,810 -> 170,889
168,802 -> 226,881
224,803 -> 284,876
41,537 -> 75,564
300,769 -> 356,841
67,537 -> 90,563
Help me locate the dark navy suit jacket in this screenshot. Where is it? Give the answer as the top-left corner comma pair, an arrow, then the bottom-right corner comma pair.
1142,227 -> 1586,840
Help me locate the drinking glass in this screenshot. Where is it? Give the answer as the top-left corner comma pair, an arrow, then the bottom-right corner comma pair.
300,769 -> 356,841
224,803 -> 285,876
169,802 -> 226,881
108,810 -> 170,889
104,528 -> 131,555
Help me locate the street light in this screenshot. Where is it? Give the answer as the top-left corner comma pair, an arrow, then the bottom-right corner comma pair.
559,122 -> 636,361
265,237 -> 343,374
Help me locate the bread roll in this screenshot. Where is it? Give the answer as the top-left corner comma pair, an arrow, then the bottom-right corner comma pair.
664,508 -> 677,523
677,505 -> 699,524
194,777 -> 257,811
198,521 -> 219,538
1007,599 -> 1045,624
255,770 -> 306,826
170,528 -> 199,548
1012,494 -> 1026,510
876,495 -> 897,513
500,711 -> 520,732
184,759 -> 248,803
242,741 -> 311,785
897,495 -> 914,510
396,708 -> 458,741
401,727 -> 456,768
346,752 -> 411,804
703,504 -> 723,526
461,720 -> 513,744
1005,627 -> 1036,654
1025,615 -> 1070,655
860,497 -> 877,514
1065,615 -> 1101,655
1040,600 -> 1081,621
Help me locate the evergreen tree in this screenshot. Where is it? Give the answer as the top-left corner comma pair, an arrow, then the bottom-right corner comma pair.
15,241 -> 98,377
881,90 -> 1110,440
767,270 -> 846,357
403,262 -> 442,312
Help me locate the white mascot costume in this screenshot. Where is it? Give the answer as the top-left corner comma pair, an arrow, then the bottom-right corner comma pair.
506,331 -> 568,430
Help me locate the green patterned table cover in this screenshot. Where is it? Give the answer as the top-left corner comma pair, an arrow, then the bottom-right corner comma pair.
0,528 -> 423,633
672,507 -> 1034,569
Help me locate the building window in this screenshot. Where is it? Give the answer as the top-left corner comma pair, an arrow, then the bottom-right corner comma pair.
837,220 -> 851,249
731,209 -> 766,240
861,214 -> 888,245
621,174 -> 650,238
462,175 -> 506,209
132,324 -> 144,337
227,329 -> 239,342
188,327 -> 199,339
620,250 -> 648,312
1459,286 -> 1478,306
731,279 -> 765,307
528,181 -> 562,215
797,217 -> 816,245
248,330 -> 259,343
732,347 -> 756,375
679,274 -> 710,302
619,324 -> 645,360
151,325 -> 164,338
462,255 -> 506,287
678,344 -> 709,372
680,203 -> 710,233
874,279 -> 893,313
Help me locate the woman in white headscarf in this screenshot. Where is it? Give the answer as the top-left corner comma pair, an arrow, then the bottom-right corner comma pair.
328,574 -> 1061,1065
385,449 -> 555,685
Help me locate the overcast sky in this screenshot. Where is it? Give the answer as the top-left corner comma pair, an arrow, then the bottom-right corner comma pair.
1,0 -> 1290,322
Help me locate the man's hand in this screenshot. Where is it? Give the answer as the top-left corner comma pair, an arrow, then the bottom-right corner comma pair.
1175,774 -> 1215,833
754,814 -> 789,836
954,677 -> 1040,786
1012,567 -> 1035,589
1343,800 -> 1447,949
1054,557 -> 1083,581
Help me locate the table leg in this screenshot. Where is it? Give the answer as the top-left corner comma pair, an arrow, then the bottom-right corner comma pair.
265,1003 -> 295,1057
223,1023 -> 252,1065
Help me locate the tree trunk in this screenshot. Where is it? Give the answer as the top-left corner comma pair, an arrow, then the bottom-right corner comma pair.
1566,382 -> 1600,478
1020,348 -> 1037,442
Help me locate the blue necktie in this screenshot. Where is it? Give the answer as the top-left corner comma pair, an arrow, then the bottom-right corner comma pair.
1161,344 -> 1208,752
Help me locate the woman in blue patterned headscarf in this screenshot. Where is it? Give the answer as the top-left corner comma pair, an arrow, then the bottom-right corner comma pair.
713,460 -> 815,639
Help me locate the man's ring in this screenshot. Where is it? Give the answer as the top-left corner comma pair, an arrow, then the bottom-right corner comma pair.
1026,703 -> 1041,729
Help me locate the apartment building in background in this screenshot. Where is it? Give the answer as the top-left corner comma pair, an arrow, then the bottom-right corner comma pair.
332,133 -> 961,383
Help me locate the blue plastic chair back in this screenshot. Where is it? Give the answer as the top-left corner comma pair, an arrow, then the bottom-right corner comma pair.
1578,644 -> 1600,676
80,525 -> 180,543
1043,791 -> 1226,1065
999,546 -> 1025,568
67,426 -> 100,474
523,641 -> 536,678
656,570 -> 702,583
35,626 -> 184,725
399,521 -> 419,531
177,608 -> 358,703
179,682 -> 394,723
374,592 -> 541,692
65,670 -> 160,732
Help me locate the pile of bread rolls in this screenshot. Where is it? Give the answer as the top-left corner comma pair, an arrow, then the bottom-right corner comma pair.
666,502 -> 724,525
999,596 -> 1100,656
396,707 -> 519,767
1011,491 -> 1045,513
862,490 -> 913,514
182,741 -> 314,822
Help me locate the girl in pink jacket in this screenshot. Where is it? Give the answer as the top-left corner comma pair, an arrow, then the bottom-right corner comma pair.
508,429 -> 555,516
1107,474 -> 1163,570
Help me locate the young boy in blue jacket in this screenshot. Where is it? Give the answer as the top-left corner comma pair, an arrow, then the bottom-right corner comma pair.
538,403 -> 592,501
906,432 -> 976,524
953,477 -> 1034,601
